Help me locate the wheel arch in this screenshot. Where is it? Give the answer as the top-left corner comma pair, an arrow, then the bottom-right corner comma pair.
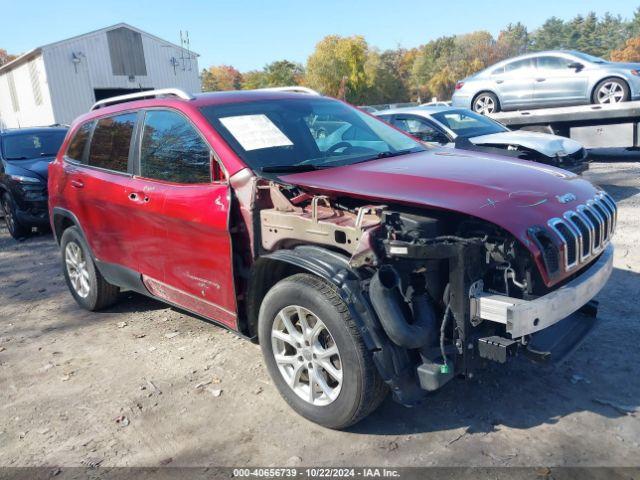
471,90 -> 500,110
247,245 -> 429,406
591,75 -> 630,102
52,207 -> 87,246
243,246 -> 356,341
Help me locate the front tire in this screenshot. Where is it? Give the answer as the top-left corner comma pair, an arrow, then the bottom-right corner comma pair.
259,273 -> 387,429
472,92 -> 500,114
592,78 -> 629,104
1,192 -> 30,240
60,226 -> 120,311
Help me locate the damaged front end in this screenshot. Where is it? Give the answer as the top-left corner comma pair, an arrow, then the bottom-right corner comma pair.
454,136 -> 589,174
246,180 -> 614,406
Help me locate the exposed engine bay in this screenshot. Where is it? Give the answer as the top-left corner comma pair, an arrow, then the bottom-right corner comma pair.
248,181 -> 557,402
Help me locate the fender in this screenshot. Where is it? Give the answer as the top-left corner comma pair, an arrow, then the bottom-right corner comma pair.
51,207 -> 88,245
591,75 -> 631,101
262,245 -> 427,405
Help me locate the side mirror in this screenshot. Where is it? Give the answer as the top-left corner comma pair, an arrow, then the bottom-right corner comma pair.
417,131 -> 449,144
568,62 -> 584,71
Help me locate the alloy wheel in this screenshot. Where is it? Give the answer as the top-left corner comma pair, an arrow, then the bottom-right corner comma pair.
597,82 -> 625,104
65,241 -> 91,298
474,95 -> 496,114
271,305 -> 343,406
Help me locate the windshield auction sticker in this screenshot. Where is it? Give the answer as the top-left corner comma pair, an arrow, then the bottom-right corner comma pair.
220,114 -> 293,151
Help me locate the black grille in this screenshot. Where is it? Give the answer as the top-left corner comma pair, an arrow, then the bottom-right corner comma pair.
570,214 -> 591,257
564,148 -> 586,164
592,203 -> 610,240
555,222 -> 577,265
582,208 -> 601,248
531,227 -> 560,274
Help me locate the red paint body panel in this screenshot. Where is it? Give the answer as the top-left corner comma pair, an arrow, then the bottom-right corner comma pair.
281,148 -> 600,287
157,182 -> 236,324
49,95 -> 242,329
48,91 -> 606,329
56,162 -> 140,272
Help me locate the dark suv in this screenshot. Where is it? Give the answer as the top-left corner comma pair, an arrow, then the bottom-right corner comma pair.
49,89 -> 615,429
1,126 -> 68,238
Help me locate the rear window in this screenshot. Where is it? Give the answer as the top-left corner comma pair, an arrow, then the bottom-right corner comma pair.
505,58 -> 534,73
88,113 -> 136,173
537,56 -> 573,70
429,109 -> 507,137
66,122 -> 94,163
2,130 -> 67,160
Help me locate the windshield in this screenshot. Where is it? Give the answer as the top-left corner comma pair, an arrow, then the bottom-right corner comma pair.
2,131 -> 67,160
200,97 -> 424,175
571,51 -> 607,64
430,109 -> 508,138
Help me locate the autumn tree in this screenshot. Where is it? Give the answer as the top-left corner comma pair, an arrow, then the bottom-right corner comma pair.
611,37 -> 640,62
201,65 -> 242,91
0,49 -> 16,66
199,5 -> 640,105
493,23 -> 530,62
263,60 -> 304,87
306,35 -> 371,103
593,13 -> 627,58
240,70 -> 268,90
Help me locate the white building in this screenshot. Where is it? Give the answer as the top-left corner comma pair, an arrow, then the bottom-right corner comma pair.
0,23 -> 200,129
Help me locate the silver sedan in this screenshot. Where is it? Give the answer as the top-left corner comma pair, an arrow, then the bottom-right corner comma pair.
451,50 -> 640,113
375,106 -> 588,173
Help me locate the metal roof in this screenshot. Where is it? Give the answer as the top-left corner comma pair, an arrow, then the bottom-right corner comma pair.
0,23 -> 199,75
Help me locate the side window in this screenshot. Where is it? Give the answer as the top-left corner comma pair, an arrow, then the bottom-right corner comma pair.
537,56 -> 572,70
140,110 -> 212,184
491,66 -> 505,75
66,121 -> 94,163
393,117 -> 447,143
504,58 -> 534,74
88,113 -> 136,172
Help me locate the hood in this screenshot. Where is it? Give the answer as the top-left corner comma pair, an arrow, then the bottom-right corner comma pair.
469,131 -> 583,158
4,156 -> 55,181
281,149 -> 600,284
608,61 -> 640,70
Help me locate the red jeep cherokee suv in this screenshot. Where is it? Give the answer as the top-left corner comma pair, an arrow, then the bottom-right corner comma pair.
49,88 -> 616,429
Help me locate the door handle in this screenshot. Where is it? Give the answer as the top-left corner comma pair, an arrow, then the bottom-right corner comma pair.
535,78 -> 546,82
70,179 -> 84,188
495,79 -> 504,84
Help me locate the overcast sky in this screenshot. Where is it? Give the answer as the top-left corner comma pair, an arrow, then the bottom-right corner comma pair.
2,0 -> 637,71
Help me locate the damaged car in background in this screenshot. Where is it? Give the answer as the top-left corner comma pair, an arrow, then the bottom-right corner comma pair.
375,106 -> 589,174
49,89 -> 615,429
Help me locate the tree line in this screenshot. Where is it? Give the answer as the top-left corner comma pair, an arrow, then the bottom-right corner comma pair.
201,7 -> 640,105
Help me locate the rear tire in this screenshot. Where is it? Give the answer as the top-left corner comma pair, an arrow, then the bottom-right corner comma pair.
472,92 -> 500,114
592,78 -> 629,104
1,192 -> 30,240
259,273 -> 387,429
60,226 -> 120,311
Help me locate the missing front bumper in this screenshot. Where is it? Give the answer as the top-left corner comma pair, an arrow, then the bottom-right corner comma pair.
471,244 -> 613,338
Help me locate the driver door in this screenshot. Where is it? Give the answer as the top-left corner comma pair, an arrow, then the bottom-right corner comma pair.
533,55 -> 588,105
135,109 -> 237,328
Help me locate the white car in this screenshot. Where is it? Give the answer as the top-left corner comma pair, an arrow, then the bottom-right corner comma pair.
375,106 -> 588,174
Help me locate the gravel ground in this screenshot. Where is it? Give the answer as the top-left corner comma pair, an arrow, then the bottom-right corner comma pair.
0,161 -> 639,468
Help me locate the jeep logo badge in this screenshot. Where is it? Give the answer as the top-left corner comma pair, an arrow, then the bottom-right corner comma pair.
556,193 -> 577,204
